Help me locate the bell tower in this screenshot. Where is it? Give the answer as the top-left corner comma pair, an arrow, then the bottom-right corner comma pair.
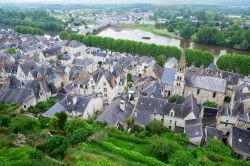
172,46 -> 186,96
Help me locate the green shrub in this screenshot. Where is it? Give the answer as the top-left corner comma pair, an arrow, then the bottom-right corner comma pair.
205,139 -> 233,158
148,138 -> 183,163
169,150 -> 199,166
9,115 -> 40,133
203,100 -> 217,108
36,135 -> 68,159
146,120 -> 167,136
4,48 -> 16,54
68,127 -> 94,145
168,95 -> 185,103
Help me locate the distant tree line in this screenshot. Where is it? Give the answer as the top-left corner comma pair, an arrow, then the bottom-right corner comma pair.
217,54 -> 250,75
60,31 -> 181,60
0,9 -> 63,31
15,26 -> 44,36
59,31 -> 216,68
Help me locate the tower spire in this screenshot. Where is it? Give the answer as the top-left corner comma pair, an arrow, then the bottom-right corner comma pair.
179,44 -> 186,68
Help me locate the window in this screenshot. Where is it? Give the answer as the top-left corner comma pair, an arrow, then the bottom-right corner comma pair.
103,82 -> 106,86
170,112 -> 174,117
170,120 -> 172,124
213,92 -> 216,98
197,89 -> 200,94
80,85 -> 83,89
104,88 -> 107,92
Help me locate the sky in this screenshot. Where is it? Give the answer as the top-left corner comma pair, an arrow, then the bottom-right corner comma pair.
1,0 -> 250,5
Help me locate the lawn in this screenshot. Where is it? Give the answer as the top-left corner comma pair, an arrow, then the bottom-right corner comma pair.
115,23 -> 181,39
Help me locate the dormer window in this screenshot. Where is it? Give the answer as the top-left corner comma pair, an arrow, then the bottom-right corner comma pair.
170,111 -> 174,117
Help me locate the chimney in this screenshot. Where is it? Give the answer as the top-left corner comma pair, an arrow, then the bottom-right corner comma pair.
120,100 -> 125,111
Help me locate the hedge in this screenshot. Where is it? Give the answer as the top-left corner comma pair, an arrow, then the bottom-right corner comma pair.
186,48 -> 214,68
95,141 -> 169,166
217,54 -> 250,75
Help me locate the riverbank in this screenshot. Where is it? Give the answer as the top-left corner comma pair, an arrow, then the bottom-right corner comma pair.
115,24 -> 181,39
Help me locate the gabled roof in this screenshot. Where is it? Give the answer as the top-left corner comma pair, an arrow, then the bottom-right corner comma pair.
42,102 -> 67,118
72,94 -> 95,113
19,61 -> 36,76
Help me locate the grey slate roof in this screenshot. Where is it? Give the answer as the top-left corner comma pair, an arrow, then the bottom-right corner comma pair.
72,94 -> 94,113
134,96 -> 168,126
9,75 -> 21,89
231,127 -> 250,154
185,73 -> 227,93
166,57 -> 178,65
97,96 -> 134,126
185,119 -> 203,138
0,87 -> 34,104
42,102 -> 67,118
19,61 -> 36,76
161,67 -> 176,85
134,95 -> 200,127
141,81 -> 164,98
205,126 -> 224,142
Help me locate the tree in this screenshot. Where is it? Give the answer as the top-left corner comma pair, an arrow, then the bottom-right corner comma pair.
169,150 -> 198,166
186,48 -> 214,68
146,120 -> 166,136
36,135 -> 68,159
217,54 -> 250,75
50,116 -> 59,129
4,48 -> 16,54
195,27 -> 225,45
59,31 -> 69,40
127,73 -> 133,82
55,112 -> 68,130
156,55 -> 166,67
64,118 -> 89,134
168,95 -> 185,103
180,26 -> 197,39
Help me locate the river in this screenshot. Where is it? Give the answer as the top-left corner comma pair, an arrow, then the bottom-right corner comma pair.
98,27 -> 250,57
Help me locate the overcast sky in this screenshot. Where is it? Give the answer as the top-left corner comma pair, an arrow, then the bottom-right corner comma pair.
1,0 -> 249,5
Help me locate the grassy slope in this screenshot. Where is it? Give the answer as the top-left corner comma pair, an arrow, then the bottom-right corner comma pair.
115,24 -> 181,39
66,142 -> 146,166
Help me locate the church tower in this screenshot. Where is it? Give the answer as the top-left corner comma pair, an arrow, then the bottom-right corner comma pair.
172,46 -> 186,96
